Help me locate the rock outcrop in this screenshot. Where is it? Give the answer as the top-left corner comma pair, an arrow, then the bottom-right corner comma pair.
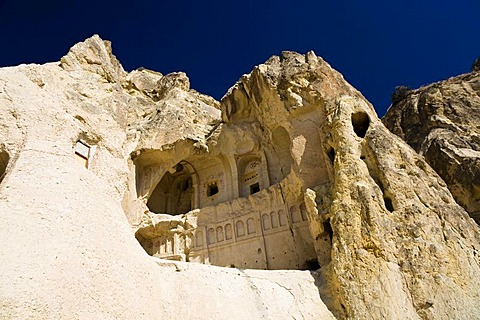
472,57 -> 480,72
383,69 -> 480,223
0,35 -> 332,320
1,35 -> 479,320
222,52 -> 480,319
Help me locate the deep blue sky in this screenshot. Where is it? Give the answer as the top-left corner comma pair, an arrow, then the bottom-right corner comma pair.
0,0 -> 478,116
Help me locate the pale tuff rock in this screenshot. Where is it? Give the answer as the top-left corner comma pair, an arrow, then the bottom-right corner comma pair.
383,70 -> 480,223
0,36 -> 331,320
60,34 -> 126,83
221,53 -> 480,319
324,97 -> 480,319
0,35 -> 479,320
124,68 -> 221,150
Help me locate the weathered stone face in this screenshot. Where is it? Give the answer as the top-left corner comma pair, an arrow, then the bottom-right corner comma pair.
1,35 -> 479,320
383,71 -> 480,224
224,53 -> 480,318
0,35 -> 334,320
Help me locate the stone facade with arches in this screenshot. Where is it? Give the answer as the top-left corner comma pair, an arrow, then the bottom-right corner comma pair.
129,53 -> 343,272
133,122 -> 325,270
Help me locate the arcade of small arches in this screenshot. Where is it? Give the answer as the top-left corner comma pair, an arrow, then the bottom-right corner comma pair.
138,201 -> 318,270
194,205 -> 309,248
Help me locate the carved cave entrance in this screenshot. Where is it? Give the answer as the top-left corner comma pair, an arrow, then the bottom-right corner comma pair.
147,162 -> 197,215
137,150 -> 321,271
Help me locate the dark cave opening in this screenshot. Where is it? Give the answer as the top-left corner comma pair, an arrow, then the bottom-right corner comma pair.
304,259 -> 320,270
323,218 -> 334,243
351,112 -> 370,138
384,197 -> 394,212
328,147 -> 335,164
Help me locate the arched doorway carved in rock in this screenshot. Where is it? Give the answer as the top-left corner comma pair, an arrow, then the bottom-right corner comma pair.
147,161 -> 198,215
238,156 -> 263,198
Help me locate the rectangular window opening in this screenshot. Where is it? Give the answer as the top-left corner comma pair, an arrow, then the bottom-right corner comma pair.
207,182 -> 219,197
250,182 -> 260,195
74,140 -> 91,169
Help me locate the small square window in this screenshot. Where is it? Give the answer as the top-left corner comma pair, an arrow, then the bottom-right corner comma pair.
250,182 -> 260,195
207,181 -> 219,197
74,140 -> 95,169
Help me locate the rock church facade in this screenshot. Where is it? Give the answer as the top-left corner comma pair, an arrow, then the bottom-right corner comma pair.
133,121 -> 327,270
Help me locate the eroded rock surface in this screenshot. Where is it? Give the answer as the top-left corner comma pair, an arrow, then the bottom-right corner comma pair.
221,53 -> 480,319
0,35 -> 331,320
383,70 -> 480,223
1,35 -> 479,320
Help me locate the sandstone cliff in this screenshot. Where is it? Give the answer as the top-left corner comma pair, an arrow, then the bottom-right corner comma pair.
0,35 -> 479,320
383,70 -> 480,224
